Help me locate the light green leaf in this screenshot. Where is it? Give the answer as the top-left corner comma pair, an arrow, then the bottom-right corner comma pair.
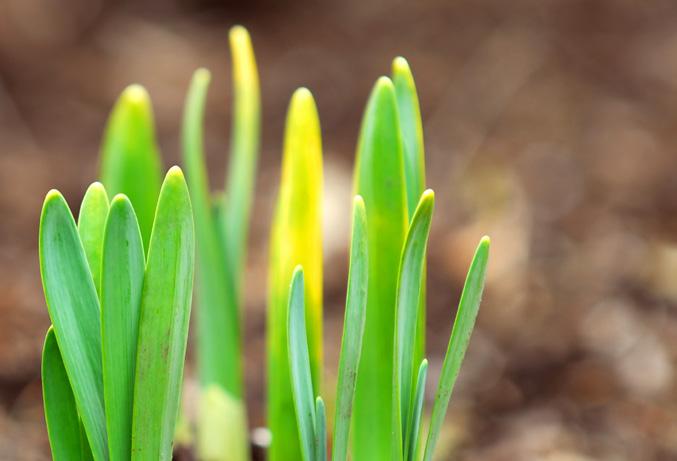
268,87 -> 323,461
42,326 -> 84,461
101,195 -> 144,461
394,190 -> 434,455
77,182 -> 110,295
352,76 -> 407,461
222,25 -> 261,297
392,56 -> 427,383
423,237 -> 490,461
131,167 -> 195,461
332,196 -> 368,461
182,68 -> 242,396
100,84 -> 162,250
39,189 -> 107,461
315,397 -> 327,461
405,359 -> 427,461
287,267 -> 316,461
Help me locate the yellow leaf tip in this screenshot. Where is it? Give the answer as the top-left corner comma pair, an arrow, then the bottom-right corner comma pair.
45,189 -> 63,202
167,165 -> 185,178
121,84 -> 150,106
110,193 -> 131,205
392,56 -> 410,73
194,67 -> 212,84
480,235 -> 491,247
229,25 -> 251,43
375,75 -> 394,91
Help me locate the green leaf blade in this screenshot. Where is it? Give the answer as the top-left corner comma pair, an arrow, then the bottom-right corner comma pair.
315,397 -> 327,461
352,76 -> 407,461
100,84 -> 162,250
405,359 -> 428,461
287,267 -> 316,461
182,68 -> 242,396
77,182 -> 110,295
332,196 -> 368,461
223,25 -> 261,294
42,326 -> 85,461
394,190 -> 435,454
422,236 -> 490,461
101,195 -> 145,461
39,189 -> 107,461
131,167 -> 195,461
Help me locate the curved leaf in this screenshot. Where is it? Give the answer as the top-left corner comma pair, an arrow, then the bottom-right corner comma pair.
101,195 -> 144,461
131,167 -> 195,461
39,189 -> 107,461
422,237 -> 490,461
332,196 -> 368,461
77,182 -> 110,295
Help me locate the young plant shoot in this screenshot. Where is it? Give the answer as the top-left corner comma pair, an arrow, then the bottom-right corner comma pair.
267,87 -> 324,461
40,167 -> 195,461
181,26 -> 260,461
285,59 -> 490,461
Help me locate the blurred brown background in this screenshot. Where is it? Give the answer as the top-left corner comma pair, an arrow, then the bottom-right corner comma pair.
2,0 -> 677,459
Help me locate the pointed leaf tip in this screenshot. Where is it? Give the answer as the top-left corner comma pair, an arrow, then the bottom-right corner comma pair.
121,84 -> 150,106
229,25 -> 250,44
194,68 -> 212,85
392,56 -> 411,74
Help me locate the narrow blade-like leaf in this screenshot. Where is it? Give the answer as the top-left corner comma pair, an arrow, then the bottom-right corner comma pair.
422,237 -> 490,461
392,57 -> 427,382
182,68 -> 242,395
268,88 -> 323,461
222,25 -> 261,295
42,326 -> 84,461
131,167 -> 195,461
352,76 -> 407,461
39,189 -> 107,461
315,397 -> 327,461
100,84 -> 162,250
405,359 -> 428,461
287,267 -> 316,461
101,195 -> 144,461
394,190 -> 434,453
332,196 -> 368,461
78,182 -> 110,295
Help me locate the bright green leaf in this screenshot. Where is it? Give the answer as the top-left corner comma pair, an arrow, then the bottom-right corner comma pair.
287,267 -> 316,461
332,196 -> 368,461
422,237 -> 490,461
352,76 -> 407,461
42,326 -> 85,461
315,397 -> 327,461
131,167 -> 195,461
393,190 -> 434,455
77,182 -> 110,295
100,84 -> 162,250
39,189 -> 107,461
101,195 -> 144,461
405,359 -> 427,461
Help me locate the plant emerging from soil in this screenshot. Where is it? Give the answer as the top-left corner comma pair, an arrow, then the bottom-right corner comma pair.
40,167 -> 195,461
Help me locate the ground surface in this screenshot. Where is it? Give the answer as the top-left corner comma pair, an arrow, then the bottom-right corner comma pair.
1,1 -> 677,459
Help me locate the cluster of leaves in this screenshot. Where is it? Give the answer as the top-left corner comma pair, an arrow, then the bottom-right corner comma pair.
99,26 -> 259,461
40,168 -> 195,461
269,59 -> 490,461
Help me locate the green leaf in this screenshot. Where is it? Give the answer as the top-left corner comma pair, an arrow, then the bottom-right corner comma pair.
222,25 -> 261,299
315,397 -> 327,461
100,84 -> 162,251
422,236 -> 490,461
393,190 -> 434,455
391,57 -> 425,219
287,267 -> 316,461
405,359 -> 427,461
77,182 -> 110,295
392,56 -> 427,384
332,196 -> 368,461
131,167 -> 195,461
182,68 -> 242,396
352,76 -> 407,461
42,326 -> 85,461
39,189 -> 107,461
268,87 -> 323,461
101,195 -> 144,461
